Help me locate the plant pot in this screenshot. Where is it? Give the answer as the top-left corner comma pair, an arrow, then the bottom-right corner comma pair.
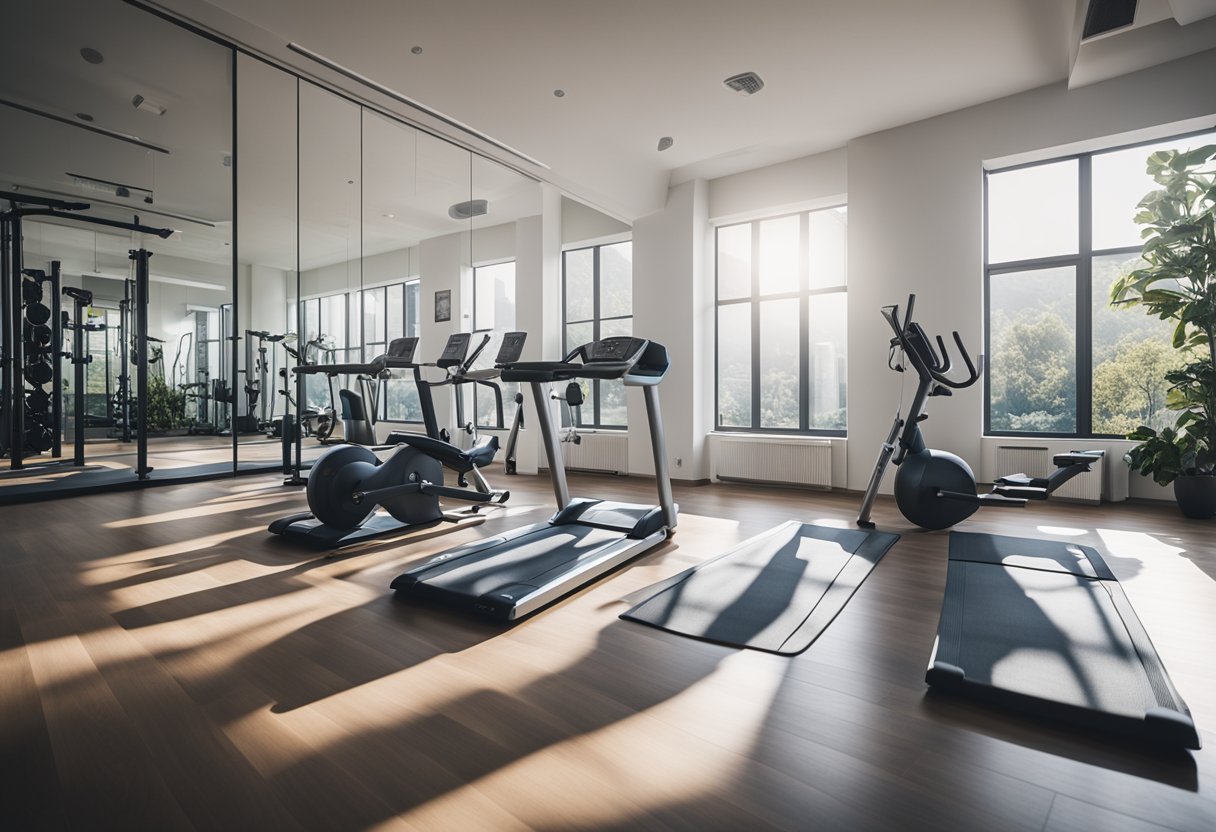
1173,474 -> 1216,520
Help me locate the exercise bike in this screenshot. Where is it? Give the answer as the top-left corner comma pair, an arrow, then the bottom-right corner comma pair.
269,332 -> 527,549
856,294 -> 1101,531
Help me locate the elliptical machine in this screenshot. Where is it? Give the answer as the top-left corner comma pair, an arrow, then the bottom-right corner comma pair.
856,294 -> 1100,531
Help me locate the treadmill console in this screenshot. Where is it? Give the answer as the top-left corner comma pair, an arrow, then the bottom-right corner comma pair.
587,336 -> 644,362
436,333 -> 471,368
495,331 -> 527,364
384,336 -> 419,365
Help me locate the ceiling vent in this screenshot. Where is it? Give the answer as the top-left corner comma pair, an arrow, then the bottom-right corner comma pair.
723,72 -> 764,95
448,199 -> 488,220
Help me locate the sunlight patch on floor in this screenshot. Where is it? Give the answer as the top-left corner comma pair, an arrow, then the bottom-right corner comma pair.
400,649 -> 785,828
1036,525 -> 1087,536
102,495 -> 290,527
82,527 -> 265,575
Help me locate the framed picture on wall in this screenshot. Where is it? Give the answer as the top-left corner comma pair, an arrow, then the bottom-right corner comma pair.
434,289 -> 451,322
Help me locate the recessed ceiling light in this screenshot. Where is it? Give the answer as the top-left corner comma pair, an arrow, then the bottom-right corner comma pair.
80,47 -> 104,64
410,46 -> 423,55
382,212 -> 396,219
75,112 -> 94,122
657,136 -> 674,151
553,89 -> 565,98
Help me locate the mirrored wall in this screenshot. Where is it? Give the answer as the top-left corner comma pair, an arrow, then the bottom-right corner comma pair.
1,0 -> 234,495
235,55 -> 542,475
1,0 -> 542,499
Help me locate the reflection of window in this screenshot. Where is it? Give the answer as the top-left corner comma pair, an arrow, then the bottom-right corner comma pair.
985,129 -> 1214,437
563,241 -> 632,428
383,279 -> 423,422
715,207 -> 847,435
472,261 -> 517,428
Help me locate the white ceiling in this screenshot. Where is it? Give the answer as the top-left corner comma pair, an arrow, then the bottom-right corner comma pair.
174,0 -> 1084,220
1,0 -> 542,274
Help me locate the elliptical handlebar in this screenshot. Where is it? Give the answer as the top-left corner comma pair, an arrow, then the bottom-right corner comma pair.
883,294 -> 983,390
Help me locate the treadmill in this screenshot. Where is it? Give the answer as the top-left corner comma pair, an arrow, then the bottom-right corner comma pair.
391,336 -> 677,621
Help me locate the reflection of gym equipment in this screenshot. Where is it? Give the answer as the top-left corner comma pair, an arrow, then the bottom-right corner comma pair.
503,390 -> 524,475
553,381 -> 584,445
243,329 -> 284,433
393,336 -> 677,621
271,334 -> 524,549
278,334 -> 338,443
856,295 -> 1101,530
62,287 -> 106,465
2,192 -> 169,475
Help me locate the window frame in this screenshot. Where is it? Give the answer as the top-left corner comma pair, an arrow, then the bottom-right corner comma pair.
561,241 -> 633,430
982,127 -> 1214,439
713,206 -> 848,437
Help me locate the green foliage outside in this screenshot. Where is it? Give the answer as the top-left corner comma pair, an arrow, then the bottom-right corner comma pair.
145,374 -> 187,432
1114,144 -> 1216,483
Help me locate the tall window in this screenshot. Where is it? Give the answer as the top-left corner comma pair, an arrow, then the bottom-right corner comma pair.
472,261 -> 517,428
715,207 -> 847,434
985,129 -> 1215,437
298,294 -> 346,411
563,241 -> 632,428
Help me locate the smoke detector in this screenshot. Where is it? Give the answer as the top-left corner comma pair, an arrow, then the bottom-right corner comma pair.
448,199 -> 488,220
723,72 -> 764,95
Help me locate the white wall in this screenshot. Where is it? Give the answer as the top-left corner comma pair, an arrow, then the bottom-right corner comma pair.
512,186 -> 563,474
708,148 -> 847,221
846,48 -> 1216,501
562,197 -> 630,245
631,179 -> 710,480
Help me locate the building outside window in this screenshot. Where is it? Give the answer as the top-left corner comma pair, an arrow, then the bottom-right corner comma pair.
984,129 -> 1215,437
715,206 -> 848,434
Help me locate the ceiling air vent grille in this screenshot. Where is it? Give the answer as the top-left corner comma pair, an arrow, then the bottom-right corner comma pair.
723,72 -> 764,95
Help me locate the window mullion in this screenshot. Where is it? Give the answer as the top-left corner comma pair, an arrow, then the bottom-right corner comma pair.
593,246 -> 601,428
799,212 -> 810,431
1077,155 -> 1093,438
750,221 -> 761,430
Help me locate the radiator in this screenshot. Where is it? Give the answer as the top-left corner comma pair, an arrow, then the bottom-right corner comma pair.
994,445 -> 1103,504
713,437 -> 832,488
1106,453 -> 1130,503
561,433 -> 629,474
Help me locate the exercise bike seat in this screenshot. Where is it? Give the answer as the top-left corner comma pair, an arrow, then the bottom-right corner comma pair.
383,432 -> 500,473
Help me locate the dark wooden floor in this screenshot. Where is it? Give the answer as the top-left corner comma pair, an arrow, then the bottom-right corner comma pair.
1,466 -> 1213,831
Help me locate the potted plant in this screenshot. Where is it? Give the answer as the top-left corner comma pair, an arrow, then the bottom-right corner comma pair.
1112,143 -> 1216,518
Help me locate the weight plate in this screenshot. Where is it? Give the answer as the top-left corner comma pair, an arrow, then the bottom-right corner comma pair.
24,426 -> 54,453
24,322 -> 52,347
22,280 -> 44,304
25,359 -> 53,385
26,388 -> 51,411
306,444 -> 379,529
25,410 -> 54,430
25,302 -> 51,326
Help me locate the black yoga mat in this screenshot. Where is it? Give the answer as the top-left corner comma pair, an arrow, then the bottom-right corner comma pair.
621,521 -> 899,655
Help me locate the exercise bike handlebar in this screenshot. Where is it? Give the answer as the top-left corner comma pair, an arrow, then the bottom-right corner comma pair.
882,295 -> 983,390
